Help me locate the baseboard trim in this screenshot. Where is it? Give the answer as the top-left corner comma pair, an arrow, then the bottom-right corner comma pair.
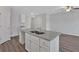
11,35 -> 19,38
10,34 -> 19,37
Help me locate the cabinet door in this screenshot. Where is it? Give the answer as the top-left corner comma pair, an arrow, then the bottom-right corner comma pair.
31,35 -> 39,45
40,38 -> 49,47
30,35 -> 39,52
20,14 -> 31,29
31,14 -> 46,30
30,42 -> 39,52
40,46 -> 49,52
25,33 -> 31,52
19,31 -> 25,44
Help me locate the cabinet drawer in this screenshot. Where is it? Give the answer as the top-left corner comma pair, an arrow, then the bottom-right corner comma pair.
40,38 -> 49,47
40,46 -> 49,52
30,42 -> 39,52
31,35 -> 39,45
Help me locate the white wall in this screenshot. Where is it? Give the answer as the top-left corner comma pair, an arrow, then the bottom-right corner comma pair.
11,6 -> 79,36
11,6 -> 60,36
50,9 -> 79,36
10,7 -> 20,36
0,7 -> 11,43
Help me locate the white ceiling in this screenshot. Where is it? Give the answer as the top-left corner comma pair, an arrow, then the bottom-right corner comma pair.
11,6 -> 62,14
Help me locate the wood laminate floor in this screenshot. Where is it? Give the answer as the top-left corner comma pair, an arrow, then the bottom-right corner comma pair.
60,34 -> 79,52
0,36 -> 27,52
0,34 -> 79,52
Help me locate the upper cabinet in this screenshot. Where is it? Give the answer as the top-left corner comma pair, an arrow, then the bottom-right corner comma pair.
31,13 -> 46,30
20,14 -> 32,29
20,13 -> 47,30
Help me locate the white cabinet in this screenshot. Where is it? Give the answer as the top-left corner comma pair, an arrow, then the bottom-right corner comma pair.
25,33 -> 31,52
30,42 -> 39,52
31,13 -> 46,30
19,14 -> 32,44
30,35 -> 39,52
19,31 -> 25,44
31,35 -> 39,45
20,14 -> 31,29
40,46 -> 49,52
39,36 -> 59,52
39,38 -> 50,52
25,32 -> 59,52
40,38 -> 49,47
25,33 -> 39,52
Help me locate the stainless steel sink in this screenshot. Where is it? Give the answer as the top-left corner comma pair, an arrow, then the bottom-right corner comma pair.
30,30 -> 45,35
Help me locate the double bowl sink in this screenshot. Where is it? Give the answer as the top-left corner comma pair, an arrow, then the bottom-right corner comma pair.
30,30 -> 45,35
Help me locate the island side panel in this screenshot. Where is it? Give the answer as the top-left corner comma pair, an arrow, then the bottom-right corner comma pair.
50,35 -> 59,52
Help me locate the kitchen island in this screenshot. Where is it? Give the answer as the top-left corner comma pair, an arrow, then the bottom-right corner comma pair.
19,28 -> 61,52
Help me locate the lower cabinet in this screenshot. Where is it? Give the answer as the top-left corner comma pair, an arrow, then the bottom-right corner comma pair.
39,46 -> 49,52
25,33 -> 31,52
30,42 -> 39,52
25,33 -> 59,52
30,35 -> 39,52
19,31 -> 25,44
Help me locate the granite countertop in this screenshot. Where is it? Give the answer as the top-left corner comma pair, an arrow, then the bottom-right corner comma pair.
20,28 -> 61,41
